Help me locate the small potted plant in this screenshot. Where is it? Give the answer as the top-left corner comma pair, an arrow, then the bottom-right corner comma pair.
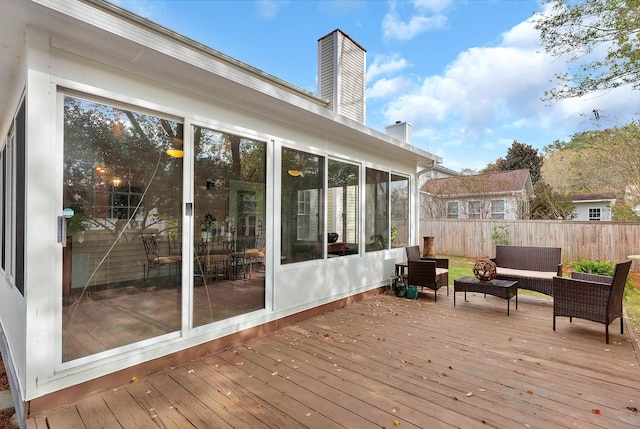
200,213 -> 217,241
395,277 -> 407,297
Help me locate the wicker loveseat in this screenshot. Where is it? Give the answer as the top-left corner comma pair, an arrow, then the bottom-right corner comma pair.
490,245 -> 562,296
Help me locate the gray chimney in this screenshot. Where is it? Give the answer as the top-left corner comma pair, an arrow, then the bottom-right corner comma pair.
318,29 -> 366,123
385,121 -> 412,144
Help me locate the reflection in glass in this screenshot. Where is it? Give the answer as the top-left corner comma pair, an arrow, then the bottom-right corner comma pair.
193,126 -> 266,327
390,174 -> 409,248
281,148 -> 324,264
327,159 -> 359,257
62,95 -> 183,362
365,168 -> 389,252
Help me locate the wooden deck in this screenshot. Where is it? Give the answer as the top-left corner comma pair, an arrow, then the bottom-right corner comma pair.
27,291 -> 640,428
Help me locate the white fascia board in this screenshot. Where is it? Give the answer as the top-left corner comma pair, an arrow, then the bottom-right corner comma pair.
424,190 -> 523,199
572,199 -> 616,204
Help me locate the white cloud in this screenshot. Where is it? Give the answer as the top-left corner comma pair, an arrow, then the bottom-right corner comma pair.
380,12 -> 632,140
413,0 -> 453,13
366,54 -> 410,82
373,8 -> 639,169
367,77 -> 413,99
382,1 -> 448,41
256,0 -> 288,19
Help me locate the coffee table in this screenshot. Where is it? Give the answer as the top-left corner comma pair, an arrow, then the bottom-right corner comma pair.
453,276 -> 518,315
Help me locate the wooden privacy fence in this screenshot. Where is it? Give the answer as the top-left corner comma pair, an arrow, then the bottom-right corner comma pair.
420,219 -> 640,270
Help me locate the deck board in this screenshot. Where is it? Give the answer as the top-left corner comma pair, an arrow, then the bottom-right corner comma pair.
30,292 -> 640,428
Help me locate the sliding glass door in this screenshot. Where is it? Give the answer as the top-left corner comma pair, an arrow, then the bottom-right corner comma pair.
192,126 -> 266,327
61,94 -> 183,362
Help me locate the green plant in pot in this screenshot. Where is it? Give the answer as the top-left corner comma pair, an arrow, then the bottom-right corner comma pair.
200,213 -> 217,240
395,277 -> 407,297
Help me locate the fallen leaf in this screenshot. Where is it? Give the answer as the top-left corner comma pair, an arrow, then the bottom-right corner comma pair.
129,376 -> 139,383
592,409 -> 601,414
393,419 -> 400,427
187,369 -> 195,374
527,389 -> 533,394
466,392 -> 473,397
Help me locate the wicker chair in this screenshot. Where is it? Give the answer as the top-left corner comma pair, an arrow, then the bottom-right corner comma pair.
405,245 -> 421,261
406,259 -> 449,301
553,260 -> 631,344
405,245 -> 449,269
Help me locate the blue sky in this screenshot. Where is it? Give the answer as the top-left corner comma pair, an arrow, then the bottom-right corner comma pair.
113,0 -> 639,172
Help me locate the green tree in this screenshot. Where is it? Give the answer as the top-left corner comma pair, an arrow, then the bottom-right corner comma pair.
541,122 -> 639,202
483,140 -> 543,184
530,181 -> 576,219
534,0 -> 640,101
612,201 -> 640,221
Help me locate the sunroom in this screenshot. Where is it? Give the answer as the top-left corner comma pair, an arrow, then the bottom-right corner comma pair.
0,0 -> 441,420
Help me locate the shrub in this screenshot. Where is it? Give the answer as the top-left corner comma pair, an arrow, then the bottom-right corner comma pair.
491,224 -> 510,246
571,259 -> 614,276
571,258 -> 634,298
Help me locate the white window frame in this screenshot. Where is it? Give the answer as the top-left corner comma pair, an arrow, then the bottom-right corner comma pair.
490,199 -> 506,219
297,189 -> 312,240
588,207 -> 601,221
468,200 -> 482,219
446,201 -> 459,219
2,117 -> 15,285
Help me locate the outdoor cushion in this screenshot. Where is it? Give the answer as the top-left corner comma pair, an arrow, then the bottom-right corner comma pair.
496,267 -> 556,280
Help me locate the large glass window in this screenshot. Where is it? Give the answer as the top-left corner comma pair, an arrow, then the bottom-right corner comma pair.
193,126 -> 266,327
390,174 -> 409,248
62,95 -> 183,362
281,148 -> 324,263
327,159 -> 359,256
365,168 -> 389,252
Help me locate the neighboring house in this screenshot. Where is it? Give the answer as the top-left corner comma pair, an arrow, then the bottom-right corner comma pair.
0,0 -> 443,422
421,169 -> 534,220
572,193 -> 616,221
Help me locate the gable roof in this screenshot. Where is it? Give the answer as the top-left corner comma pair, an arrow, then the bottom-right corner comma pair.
572,193 -> 616,202
422,169 -> 532,197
